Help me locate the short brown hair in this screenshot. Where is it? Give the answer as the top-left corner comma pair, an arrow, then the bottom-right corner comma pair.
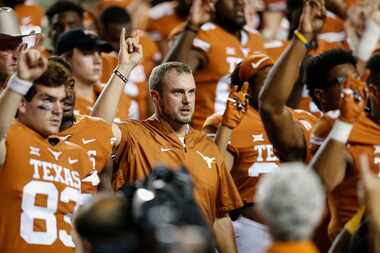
149,62 -> 192,94
24,56 -> 72,101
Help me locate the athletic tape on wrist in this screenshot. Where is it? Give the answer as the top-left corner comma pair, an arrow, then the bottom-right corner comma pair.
8,74 -> 33,96
329,119 -> 353,144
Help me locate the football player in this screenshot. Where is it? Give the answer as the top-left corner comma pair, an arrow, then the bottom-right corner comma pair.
165,0 -> 266,129
0,47 -> 91,252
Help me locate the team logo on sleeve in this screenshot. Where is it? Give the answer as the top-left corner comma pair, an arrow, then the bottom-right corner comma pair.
47,148 -> 62,161
196,151 -> 215,169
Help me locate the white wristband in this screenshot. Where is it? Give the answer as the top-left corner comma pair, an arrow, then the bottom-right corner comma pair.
8,74 -> 33,96
329,119 -> 353,144
356,19 -> 380,61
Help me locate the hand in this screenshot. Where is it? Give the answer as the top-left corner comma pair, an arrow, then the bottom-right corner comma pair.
298,0 -> 326,39
363,0 -> 380,25
189,0 -> 215,26
346,4 -> 366,39
339,74 -> 367,123
17,45 -> 47,82
325,0 -> 347,18
222,82 -> 249,129
117,28 -> 143,74
359,154 -> 380,234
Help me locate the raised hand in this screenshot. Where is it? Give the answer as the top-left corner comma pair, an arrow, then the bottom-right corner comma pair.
17,45 -> 47,82
359,154 -> 380,233
363,0 -> 380,25
339,74 -> 366,123
189,0 -> 215,26
117,28 -> 143,73
298,0 -> 326,39
222,82 -> 249,129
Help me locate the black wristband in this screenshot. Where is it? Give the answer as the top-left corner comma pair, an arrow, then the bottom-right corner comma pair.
114,69 -> 128,83
185,22 -> 200,33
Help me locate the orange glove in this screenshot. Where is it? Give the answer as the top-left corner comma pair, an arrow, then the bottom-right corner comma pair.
339,74 -> 367,123
222,82 -> 249,129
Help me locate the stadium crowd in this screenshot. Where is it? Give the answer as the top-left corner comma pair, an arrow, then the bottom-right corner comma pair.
1,0 -> 380,252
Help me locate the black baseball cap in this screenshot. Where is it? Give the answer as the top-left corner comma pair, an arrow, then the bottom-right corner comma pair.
55,29 -> 113,55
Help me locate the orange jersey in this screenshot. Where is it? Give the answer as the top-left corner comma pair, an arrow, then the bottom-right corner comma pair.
171,23 -> 266,129
147,1 -> 185,43
74,94 -> 94,116
310,113 -> 380,238
73,83 -> 106,116
202,107 -> 316,204
96,0 -> 132,14
15,3 -> 44,27
312,11 -> 349,56
265,241 -> 320,253
264,40 -> 288,62
0,121 -> 90,253
59,115 -> 114,195
100,34 -> 161,120
113,117 -> 243,224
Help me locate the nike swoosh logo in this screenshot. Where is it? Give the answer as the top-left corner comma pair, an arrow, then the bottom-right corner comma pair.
68,158 -> 78,164
251,56 -> 270,69
82,138 -> 96,144
160,147 -> 174,152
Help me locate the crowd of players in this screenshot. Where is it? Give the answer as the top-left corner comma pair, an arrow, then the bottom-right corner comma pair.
1,0 -> 380,252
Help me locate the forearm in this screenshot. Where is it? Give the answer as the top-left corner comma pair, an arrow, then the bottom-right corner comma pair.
163,29 -> 198,69
213,216 -> 237,253
215,125 -> 234,171
91,65 -> 134,123
310,139 -> 347,192
259,38 -> 307,113
0,78 -> 29,140
286,78 -> 304,108
309,120 -> 352,192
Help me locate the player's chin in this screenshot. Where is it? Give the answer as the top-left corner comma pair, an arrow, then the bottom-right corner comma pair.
176,116 -> 192,125
48,122 -> 62,134
86,74 -> 100,83
234,19 -> 246,29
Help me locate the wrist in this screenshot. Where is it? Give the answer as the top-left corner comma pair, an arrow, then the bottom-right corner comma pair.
222,111 -> 238,129
113,68 -> 129,84
185,21 -> 201,33
294,30 -> 316,49
8,74 -> 33,95
329,119 -> 353,144
115,65 -> 133,76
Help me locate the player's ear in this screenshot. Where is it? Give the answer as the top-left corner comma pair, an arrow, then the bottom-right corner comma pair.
17,98 -> 27,114
368,84 -> 377,98
313,88 -> 324,105
150,90 -> 160,105
82,239 -> 92,253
